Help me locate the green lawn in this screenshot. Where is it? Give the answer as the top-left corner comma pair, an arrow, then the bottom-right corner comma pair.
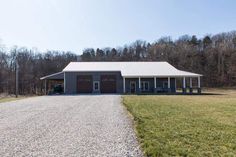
123,89 -> 236,157
0,97 -> 26,103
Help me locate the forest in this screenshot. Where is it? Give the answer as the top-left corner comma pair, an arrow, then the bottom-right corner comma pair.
0,31 -> 236,95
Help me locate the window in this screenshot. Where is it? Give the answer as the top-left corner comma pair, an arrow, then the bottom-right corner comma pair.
93,81 -> 100,91
141,81 -> 149,91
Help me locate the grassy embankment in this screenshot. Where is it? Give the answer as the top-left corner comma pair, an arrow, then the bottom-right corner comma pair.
123,89 -> 236,156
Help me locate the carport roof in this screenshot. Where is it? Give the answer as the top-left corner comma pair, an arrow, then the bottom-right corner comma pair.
40,71 -> 64,80
62,62 -> 202,77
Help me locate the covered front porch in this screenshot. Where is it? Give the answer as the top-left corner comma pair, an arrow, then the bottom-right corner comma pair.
122,76 -> 201,94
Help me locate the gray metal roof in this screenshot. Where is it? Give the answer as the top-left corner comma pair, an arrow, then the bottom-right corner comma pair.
62,62 -> 202,77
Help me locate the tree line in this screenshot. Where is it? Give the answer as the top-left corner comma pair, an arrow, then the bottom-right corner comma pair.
1,31 -> 236,95
0,47 -> 77,95
81,31 -> 236,87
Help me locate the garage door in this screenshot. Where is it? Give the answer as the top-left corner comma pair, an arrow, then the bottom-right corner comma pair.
77,75 -> 93,93
101,75 -> 116,93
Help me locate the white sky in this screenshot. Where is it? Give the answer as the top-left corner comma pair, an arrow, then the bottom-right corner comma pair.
0,0 -> 236,54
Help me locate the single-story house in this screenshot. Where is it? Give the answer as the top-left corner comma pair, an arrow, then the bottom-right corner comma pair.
40,62 -> 202,94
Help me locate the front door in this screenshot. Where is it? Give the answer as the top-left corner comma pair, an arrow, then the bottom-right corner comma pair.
130,81 -> 136,93
93,81 -> 100,92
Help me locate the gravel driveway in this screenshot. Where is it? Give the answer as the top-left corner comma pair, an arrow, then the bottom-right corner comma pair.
0,95 -> 143,157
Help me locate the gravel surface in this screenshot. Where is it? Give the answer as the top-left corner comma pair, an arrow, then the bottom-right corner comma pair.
0,95 -> 143,157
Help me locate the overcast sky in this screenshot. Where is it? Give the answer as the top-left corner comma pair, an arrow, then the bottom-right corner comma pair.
0,0 -> 236,53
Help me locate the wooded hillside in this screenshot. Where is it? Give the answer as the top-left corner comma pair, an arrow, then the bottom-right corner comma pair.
1,31 -> 236,95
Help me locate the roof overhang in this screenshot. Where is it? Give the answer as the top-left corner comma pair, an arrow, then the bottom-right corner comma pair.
122,75 -> 202,78
40,72 -> 64,80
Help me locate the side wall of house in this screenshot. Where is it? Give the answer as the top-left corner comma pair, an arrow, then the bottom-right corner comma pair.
65,72 -> 177,94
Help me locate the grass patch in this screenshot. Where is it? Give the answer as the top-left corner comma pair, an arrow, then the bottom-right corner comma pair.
0,97 -> 27,103
123,89 -> 236,156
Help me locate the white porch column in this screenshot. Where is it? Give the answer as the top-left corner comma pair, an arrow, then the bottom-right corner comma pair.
167,77 -> 171,93
154,77 -> 157,93
198,76 -> 201,88
123,77 -> 126,93
168,77 -> 170,89
154,77 -> 157,88
154,76 -> 157,87
64,72 -> 66,94
183,77 -> 186,93
197,76 -> 201,94
139,77 -> 141,93
189,77 -> 193,93
183,77 -> 186,88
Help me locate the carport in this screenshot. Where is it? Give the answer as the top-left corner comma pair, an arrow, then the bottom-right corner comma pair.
40,72 -> 64,95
